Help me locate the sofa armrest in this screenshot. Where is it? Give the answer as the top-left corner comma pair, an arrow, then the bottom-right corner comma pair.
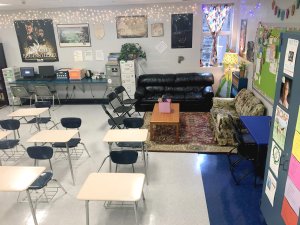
202,86 -> 214,98
212,97 -> 235,108
134,86 -> 146,99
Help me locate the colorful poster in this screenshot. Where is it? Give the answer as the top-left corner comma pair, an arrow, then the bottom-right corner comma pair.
273,106 -> 289,149
281,197 -> 298,225
292,130 -> 300,162
288,156 -> 300,191
14,19 -> 59,62
269,141 -> 282,178
265,170 -> 277,206
239,19 -> 247,57
284,38 -> 299,77
284,176 -> 300,216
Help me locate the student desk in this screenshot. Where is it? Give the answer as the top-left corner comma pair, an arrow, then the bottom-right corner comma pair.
8,108 -> 49,131
27,129 -> 78,185
0,166 -> 46,225
0,131 -> 12,165
103,129 -> 148,183
77,173 -> 145,225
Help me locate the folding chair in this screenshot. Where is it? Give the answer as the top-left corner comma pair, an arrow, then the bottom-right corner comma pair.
34,85 -> 60,107
10,86 -> 34,111
101,104 -> 126,129
114,85 -> 140,116
107,92 -> 132,117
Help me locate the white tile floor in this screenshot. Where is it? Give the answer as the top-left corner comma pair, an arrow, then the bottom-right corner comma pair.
0,105 -> 209,225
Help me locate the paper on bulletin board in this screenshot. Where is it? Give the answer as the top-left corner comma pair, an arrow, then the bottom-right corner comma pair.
255,57 -> 262,74
281,197 -> 298,225
283,38 -> 299,77
292,131 -> 300,162
74,50 -> 83,62
284,176 -> 300,216
265,170 -> 277,206
288,155 -> 300,191
269,141 -> 282,178
269,59 -> 278,74
84,50 -> 93,61
266,45 -> 276,63
273,106 -> 289,150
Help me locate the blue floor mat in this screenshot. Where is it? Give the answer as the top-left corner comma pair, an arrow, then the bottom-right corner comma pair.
199,154 -> 267,225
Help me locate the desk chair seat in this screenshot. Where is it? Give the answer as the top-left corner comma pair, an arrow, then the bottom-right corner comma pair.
26,101 -> 58,131
52,138 -> 80,148
0,140 -> 20,149
29,172 -> 53,190
0,119 -> 25,165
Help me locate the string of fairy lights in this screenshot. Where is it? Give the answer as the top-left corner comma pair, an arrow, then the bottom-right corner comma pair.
0,4 -> 198,29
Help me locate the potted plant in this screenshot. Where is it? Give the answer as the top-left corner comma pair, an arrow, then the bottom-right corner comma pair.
238,61 -> 247,77
118,43 -> 146,61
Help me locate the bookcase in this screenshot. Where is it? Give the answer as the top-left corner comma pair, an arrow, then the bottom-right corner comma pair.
231,71 -> 248,97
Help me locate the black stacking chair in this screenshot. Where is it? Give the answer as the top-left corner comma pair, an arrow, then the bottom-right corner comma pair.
98,150 -> 138,173
114,85 -> 140,116
101,104 -> 125,129
26,101 -> 58,130
52,117 -> 90,157
23,146 -> 67,205
107,92 -> 132,117
0,119 -> 26,165
227,115 -> 258,185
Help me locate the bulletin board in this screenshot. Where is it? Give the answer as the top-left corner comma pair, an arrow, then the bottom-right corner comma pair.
252,23 -> 300,104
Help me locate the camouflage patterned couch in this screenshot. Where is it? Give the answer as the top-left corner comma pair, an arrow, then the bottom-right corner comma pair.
210,89 -> 266,145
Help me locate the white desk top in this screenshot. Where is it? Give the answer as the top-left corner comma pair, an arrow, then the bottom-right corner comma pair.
0,131 -> 12,140
103,129 -> 148,143
0,166 -> 45,192
8,108 -> 48,117
27,130 -> 78,143
77,173 -> 145,202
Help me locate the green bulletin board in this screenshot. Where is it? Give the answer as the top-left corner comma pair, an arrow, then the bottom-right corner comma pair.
253,23 -> 285,103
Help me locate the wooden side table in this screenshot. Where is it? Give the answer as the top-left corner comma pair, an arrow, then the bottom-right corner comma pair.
231,71 -> 248,97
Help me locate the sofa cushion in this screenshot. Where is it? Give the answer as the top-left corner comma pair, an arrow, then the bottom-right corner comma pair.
240,95 -> 262,115
235,89 -> 254,115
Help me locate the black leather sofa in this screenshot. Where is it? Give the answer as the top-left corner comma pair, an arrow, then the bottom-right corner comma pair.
134,73 -> 214,112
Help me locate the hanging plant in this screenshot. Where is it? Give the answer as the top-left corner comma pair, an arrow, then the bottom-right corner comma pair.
118,43 -> 146,62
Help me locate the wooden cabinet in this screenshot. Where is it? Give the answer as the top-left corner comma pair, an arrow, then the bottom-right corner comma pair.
231,71 -> 248,97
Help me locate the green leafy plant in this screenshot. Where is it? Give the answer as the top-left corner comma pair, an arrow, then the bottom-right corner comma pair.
239,61 -> 247,71
119,43 -> 146,61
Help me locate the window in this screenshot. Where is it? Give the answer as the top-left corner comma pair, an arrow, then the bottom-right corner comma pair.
201,5 -> 233,66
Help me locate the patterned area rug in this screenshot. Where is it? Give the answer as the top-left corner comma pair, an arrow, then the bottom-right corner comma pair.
143,112 -> 234,153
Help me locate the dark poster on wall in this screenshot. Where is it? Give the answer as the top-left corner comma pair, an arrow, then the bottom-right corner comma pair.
14,19 -> 59,62
171,13 -> 193,48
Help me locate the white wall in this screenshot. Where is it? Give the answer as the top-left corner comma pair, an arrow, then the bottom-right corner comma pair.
0,1 -> 240,96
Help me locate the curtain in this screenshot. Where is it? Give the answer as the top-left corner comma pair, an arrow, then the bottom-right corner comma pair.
203,4 -> 232,65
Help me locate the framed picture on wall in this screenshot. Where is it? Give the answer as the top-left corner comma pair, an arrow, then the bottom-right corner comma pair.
116,16 -> 148,38
171,13 -> 193,48
57,23 -> 91,47
151,23 -> 164,37
239,19 -> 248,57
14,19 -> 59,62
